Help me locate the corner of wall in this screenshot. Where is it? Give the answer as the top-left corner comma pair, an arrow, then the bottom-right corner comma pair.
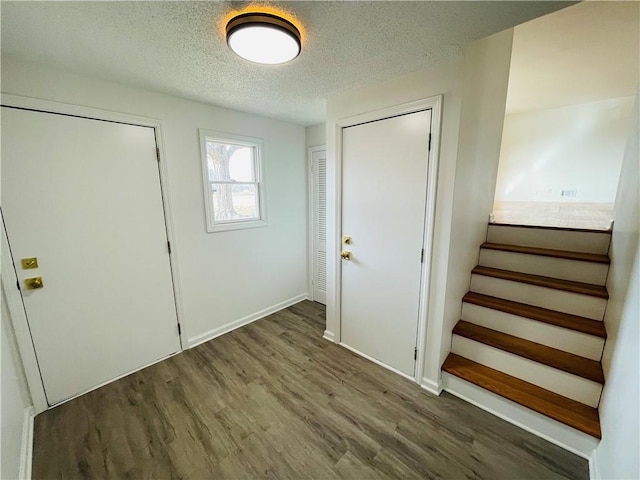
588,450 -> 601,480
322,330 -> 335,343
437,28 -> 514,374
421,377 -> 443,396
591,92 -> 639,480
187,293 -> 310,348
18,406 -> 35,480
305,123 -> 327,148
1,282 -> 36,479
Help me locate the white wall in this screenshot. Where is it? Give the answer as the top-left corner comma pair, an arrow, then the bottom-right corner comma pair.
1,58 -> 308,347
437,30 -> 514,376
306,123 -> 326,148
1,285 -> 33,479
593,95 -> 639,480
495,97 -> 634,203
325,53 -> 465,386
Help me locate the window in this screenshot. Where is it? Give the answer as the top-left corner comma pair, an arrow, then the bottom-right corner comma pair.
199,130 -> 267,232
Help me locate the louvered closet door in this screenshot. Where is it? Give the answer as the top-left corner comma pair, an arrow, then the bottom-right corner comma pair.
312,149 -> 327,304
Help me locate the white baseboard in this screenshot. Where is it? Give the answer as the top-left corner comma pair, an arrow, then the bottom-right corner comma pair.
339,342 -> 414,382
187,293 -> 309,348
443,373 -> 599,459
421,377 -> 443,396
589,450 -> 600,480
323,330 -> 335,342
19,406 -> 35,480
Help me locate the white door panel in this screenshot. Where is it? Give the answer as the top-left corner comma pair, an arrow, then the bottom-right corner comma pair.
341,110 -> 431,376
2,107 -> 181,405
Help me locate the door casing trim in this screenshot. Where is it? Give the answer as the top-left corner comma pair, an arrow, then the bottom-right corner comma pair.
0,93 -> 186,412
1,220 -> 49,412
329,95 -> 443,386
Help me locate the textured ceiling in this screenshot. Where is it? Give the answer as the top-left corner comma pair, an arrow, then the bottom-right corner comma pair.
507,1 -> 640,114
1,1 -> 573,126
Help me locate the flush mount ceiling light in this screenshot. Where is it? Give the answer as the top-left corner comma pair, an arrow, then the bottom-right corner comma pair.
226,12 -> 301,65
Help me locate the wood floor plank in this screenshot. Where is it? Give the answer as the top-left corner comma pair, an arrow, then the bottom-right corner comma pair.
32,300 -> 588,480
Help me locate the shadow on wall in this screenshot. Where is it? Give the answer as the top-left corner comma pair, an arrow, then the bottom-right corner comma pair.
495,97 -> 634,205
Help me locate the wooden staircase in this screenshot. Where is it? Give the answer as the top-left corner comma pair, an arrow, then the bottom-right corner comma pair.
443,223 -> 611,439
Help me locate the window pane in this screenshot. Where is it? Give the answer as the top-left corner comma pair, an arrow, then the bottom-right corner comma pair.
206,142 -> 254,182
211,183 -> 259,221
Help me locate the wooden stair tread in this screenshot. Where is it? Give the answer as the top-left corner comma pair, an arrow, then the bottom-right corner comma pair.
481,242 -> 610,264
453,321 -> 605,384
463,292 -> 607,338
489,222 -> 612,234
442,354 -> 601,438
472,265 -> 609,299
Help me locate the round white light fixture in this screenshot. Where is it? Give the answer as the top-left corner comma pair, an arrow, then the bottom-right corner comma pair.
226,12 -> 301,65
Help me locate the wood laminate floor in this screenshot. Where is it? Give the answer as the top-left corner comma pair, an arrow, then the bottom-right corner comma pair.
33,301 -> 588,479
492,201 -> 613,230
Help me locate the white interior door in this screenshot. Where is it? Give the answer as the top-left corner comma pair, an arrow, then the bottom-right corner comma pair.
1,107 -> 181,405
312,148 -> 327,305
341,110 -> 432,376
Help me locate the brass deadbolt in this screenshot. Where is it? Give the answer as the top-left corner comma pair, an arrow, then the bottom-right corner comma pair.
21,257 -> 39,269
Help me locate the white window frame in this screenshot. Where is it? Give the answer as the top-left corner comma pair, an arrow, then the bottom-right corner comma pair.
199,129 -> 267,233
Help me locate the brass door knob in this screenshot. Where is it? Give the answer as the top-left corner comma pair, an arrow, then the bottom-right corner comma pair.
25,277 -> 44,290
341,251 -> 351,260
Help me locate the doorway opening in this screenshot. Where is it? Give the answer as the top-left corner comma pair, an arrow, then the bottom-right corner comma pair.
492,2 -> 638,231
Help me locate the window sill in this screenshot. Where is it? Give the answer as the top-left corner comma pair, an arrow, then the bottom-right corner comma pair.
206,219 -> 268,233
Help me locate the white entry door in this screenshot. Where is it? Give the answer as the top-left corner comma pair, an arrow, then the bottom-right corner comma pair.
341,110 -> 432,376
1,107 -> 181,405
311,148 -> 327,305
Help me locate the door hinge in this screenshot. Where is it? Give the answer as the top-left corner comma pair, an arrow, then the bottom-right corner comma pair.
420,249 -> 424,263
167,241 -> 172,254
428,133 -> 432,151
156,148 -> 160,163
414,347 -> 418,360
178,323 -> 181,335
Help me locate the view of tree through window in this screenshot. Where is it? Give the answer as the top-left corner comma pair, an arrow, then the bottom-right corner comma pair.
200,131 -> 266,232
207,141 -> 259,221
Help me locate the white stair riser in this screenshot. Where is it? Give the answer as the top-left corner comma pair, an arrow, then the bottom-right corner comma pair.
442,373 -> 601,457
461,303 -> 605,360
487,225 -> 610,254
451,336 -> 602,407
470,275 -> 606,320
479,249 -> 609,285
